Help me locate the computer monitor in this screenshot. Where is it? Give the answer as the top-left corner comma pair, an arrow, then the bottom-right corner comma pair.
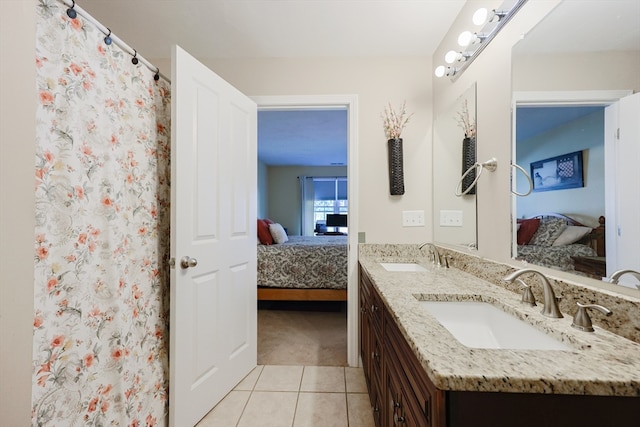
326,214 -> 347,229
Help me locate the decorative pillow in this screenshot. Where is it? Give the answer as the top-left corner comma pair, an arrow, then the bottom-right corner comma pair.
516,218 -> 540,245
269,222 -> 288,244
257,219 -> 273,245
552,225 -> 592,246
528,218 -> 567,247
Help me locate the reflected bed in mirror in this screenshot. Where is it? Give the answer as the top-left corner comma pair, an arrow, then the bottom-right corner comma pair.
433,83 -> 477,250
511,0 -> 640,289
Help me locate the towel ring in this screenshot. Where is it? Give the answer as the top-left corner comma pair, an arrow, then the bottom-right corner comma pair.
511,163 -> 533,196
455,158 -> 497,197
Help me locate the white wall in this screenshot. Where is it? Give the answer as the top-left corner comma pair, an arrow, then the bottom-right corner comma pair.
257,159 -> 268,218
432,0 -> 562,263
0,1 -> 36,424
155,56 -> 434,244
265,165 -> 347,235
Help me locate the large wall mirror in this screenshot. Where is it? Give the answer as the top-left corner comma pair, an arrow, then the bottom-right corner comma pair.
511,0 -> 640,288
433,83 -> 477,249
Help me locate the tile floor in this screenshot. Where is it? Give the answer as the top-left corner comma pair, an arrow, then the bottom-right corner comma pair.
196,365 -> 374,427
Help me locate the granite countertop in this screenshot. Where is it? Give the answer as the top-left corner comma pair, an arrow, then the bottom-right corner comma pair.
359,255 -> 640,397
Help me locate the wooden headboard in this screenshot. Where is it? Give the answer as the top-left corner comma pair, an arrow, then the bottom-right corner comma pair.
533,213 -> 605,257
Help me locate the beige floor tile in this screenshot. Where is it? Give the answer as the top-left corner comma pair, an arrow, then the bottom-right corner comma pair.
345,367 -> 368,393
237,391 -> 298,427
300,366 -> 346,393
346,393 -> 375,427
234,365 -> 264,391
254,365 -> 304,392
293,392 -> 348,427
196,390 -> 251,427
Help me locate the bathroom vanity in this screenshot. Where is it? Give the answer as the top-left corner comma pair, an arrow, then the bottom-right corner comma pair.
359,252 -> 640,427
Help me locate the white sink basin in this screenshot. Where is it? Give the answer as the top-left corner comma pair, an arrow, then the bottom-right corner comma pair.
380,262 -> 428,272
419,301 -> 571,351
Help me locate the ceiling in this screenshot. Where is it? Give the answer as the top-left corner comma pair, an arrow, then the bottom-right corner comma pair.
79,0 -> 467,60
258,109 -> 348,166
77,0 -> 466,167
516,106 -> 603,142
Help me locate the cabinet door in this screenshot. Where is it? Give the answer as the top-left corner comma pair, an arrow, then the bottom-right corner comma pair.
359,279 -> 372,390
385,355 -> 419,427
385,310 -> 446,427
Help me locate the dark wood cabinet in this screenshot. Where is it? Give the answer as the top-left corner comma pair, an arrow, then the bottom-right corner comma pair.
360,267 -> 444,427
359,265 -> 638,427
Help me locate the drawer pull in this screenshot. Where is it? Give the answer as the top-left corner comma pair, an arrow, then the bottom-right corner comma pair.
394,413 -> 406,423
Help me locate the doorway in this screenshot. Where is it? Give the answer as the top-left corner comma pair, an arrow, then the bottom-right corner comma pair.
253,95 -> 360,368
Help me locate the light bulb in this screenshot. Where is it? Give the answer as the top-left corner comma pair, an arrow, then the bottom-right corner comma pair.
473,8 -> 488,26
445,50 -> 459,64
458,31 -> 473,47
434,65 -> 446,78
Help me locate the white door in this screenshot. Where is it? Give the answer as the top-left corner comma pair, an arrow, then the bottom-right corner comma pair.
604,92 -> 640,286
169,45 -> 257,427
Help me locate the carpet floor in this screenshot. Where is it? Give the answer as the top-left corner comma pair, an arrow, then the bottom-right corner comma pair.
257,301 -> 348,366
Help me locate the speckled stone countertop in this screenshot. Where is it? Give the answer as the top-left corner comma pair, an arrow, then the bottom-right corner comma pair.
358,255 -> 640,397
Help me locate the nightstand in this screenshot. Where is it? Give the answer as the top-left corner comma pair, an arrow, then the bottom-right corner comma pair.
571,256 -> 606,279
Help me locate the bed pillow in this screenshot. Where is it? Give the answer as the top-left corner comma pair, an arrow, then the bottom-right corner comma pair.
552,225 -> 592,246
516,218 -> 540,245
528,218 -> 567,247
257,219 -> 274,245
269,222 -> 289,244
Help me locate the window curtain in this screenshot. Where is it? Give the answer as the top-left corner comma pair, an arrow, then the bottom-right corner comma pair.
299,176 -> 315,235
33,2 -> 170,425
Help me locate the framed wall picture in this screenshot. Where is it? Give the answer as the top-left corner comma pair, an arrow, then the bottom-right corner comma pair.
530,150 -> 584,192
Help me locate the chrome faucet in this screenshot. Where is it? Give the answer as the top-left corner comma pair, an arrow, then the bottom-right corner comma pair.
418,242 -> 441,267
609,269 -> 640,284
503,268 -> 563,318
571,302 -> 612,332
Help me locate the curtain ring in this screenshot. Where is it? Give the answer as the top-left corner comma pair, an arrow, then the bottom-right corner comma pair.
154,67 -> 160,81
131,50 -> 139,65
66,0 -> 77,19
104,28 -> 112,45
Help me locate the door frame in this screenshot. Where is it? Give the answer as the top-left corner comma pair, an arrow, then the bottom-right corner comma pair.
510,90 -> 632,267
252,94 -> 360,367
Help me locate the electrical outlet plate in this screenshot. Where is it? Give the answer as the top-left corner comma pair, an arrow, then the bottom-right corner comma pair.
402,210 -> 425,227
440,210 -> 463,227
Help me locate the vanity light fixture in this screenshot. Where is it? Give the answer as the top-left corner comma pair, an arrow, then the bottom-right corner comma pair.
434,65 -> 458,78
472,8 -> 508,26
445,50 -> 472,64
435,0 -> 528,80
457,31 -> 487,47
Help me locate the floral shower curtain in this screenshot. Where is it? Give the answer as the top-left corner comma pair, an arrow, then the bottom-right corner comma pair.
33,1 -> 171,425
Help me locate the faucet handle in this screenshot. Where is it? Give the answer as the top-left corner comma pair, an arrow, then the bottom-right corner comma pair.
442,255 -> 453,269
571,302 -> 612,332
515,278 -> 536,306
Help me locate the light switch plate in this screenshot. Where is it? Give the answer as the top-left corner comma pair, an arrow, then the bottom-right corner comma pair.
440,210 -> 463,227
402,210 -> 425,227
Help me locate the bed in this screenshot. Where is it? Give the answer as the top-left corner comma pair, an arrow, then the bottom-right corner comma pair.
515,213 -> 605,276
257,235 -> 348,301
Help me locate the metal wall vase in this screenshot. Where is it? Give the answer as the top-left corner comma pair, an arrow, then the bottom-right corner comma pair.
461,136 -> 476,195
387,138 -> 405,195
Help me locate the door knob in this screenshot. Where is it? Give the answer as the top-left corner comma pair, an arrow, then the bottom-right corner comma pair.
180,256 -> 198,269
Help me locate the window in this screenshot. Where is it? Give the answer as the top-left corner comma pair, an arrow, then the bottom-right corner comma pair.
300,176 -> 348,235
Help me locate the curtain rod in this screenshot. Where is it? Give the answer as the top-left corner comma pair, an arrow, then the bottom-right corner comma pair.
59,0 -> 170,83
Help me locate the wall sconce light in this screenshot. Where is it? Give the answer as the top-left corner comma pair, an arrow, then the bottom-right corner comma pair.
435,0 -> 528,81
